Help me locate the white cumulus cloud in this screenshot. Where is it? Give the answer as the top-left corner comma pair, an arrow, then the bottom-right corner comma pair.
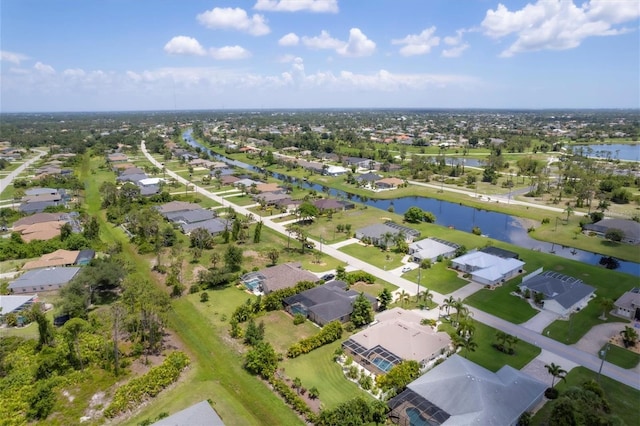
481,0 -> 640,57
34,62 -> 55,74
442,29 -> 469,58
302,28 -> 375,57
63,68 -> 86,77
337,28 -> 376,57
1,50 -> 29,65
164,36 -> 207,56
279,32 -> 300,46
197,7 -> 270,36
254,0 -> 338,13
209,45 -> 251,60
302,30 -> 345,50
392,27 -> 440,56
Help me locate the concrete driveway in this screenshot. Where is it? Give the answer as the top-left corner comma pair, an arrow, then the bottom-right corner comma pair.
521,310 -> 561,333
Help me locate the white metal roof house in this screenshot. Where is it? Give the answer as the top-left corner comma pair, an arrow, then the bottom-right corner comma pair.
519,270 -> 596,317
388,355 -> 546,426
451,250 -> 524,286
613,288 -> 640,320
409,238 -> 460,263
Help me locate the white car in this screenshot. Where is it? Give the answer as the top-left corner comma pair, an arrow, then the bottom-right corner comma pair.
401,266 -> 412,273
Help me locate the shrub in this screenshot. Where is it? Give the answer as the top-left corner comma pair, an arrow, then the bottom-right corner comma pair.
200,291 -> 209,302
104,352 -> 190,418
287,321 -> 343,358
293,313 -> 306,325
545,387 -> 559,399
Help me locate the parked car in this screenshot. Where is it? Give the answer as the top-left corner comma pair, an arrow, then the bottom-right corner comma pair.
321,273 -> 335,281
401,266 -> 412,273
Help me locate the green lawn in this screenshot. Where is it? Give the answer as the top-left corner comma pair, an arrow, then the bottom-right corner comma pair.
599,343 -> 640,369
531,367 -> 640,426
339,243 -> 404,270
402,262 -> 469,295
464,278 -> 538,324
261,310 -> 320,354
281,340 -> 372,410
350,280 -> 398,298
439,321 -> 541,372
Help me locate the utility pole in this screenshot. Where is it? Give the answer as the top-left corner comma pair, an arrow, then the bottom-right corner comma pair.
597,344 -> 610,383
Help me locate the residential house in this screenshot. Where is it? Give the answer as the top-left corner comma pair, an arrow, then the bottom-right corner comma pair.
355,221 -> 420,247
255,182 -> 281,193
451,250 -> 525,286
156,201 -> 201,215
355,172 -> 382,188
313,198 -> 354,212
345,157 -> 380,170
9,267 -> 81,293
19,188 -> 67,214
323,165 -> 349,176
22,249 -> 81,270
480,246 -> 520,259
219,175 -> 240,185
107,153 -> 128,163
343,308 -> 452,375
409,238 -> 460,263
613,288 -> 640,320
240,262 -> 318,294
255,192 -> 290,206
0,294 -> 37,318
152,400 -> 225,426
375,177 -> 404,190
519,270 -> 595,316
583,218 -> 640,244
13,221 -> 65,242
13,212 -> 67,228
387,355 -> 546,426
282,280 -> 378,326
181,218 -> 230,236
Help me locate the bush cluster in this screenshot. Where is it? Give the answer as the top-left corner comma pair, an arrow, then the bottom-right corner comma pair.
286,321 -> 342,358
345,271 -> 375,285
268,377 -> 315,422
104,351 -> 190,418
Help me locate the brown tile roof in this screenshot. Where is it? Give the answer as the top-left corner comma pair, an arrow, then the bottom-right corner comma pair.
260,262 -> 318,293
14,221 -> 63,242
256,183 -> 281,193
23,249 -> 80,270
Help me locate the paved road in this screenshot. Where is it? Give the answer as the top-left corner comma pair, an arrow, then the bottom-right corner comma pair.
0,150 -> 47,197
141,141 -> 640,390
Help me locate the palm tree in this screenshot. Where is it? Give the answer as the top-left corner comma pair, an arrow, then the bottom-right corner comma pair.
452,298 -> 466,326
443,296 -> 456,317
564,205 -> 574,222
545,362 -> 567,388
495,330 -> 509,351
598,297 -> 614,320
506,334 -> 519,354
454,335 -> 478,358
417,288 -> 434,306
381,231 -> 394,251
396,290 -> 410,307
456,316 -> 476,339
620,326 -> 638,348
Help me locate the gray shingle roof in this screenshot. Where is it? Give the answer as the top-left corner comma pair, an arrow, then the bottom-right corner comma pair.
520,271 -> 595,309
584,218 -> 640,242
182,218 -> 229,235
165,209 -> 215,224
9,267 -> 81,291
397,355 -> 546,426
152,400 -> 225,426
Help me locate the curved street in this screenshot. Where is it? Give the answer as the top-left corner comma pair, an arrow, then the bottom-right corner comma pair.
141,141 -> 640,390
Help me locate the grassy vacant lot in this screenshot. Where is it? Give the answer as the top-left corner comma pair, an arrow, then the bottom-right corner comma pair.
281,340 -> 373,410
439,321 -> 541,372
402,262 -> 469,295
531,367 -> 639,426
351,280 -> 398,298
464,278 -> 538,324
339,243 -> 405,270
261,310 -> 320,354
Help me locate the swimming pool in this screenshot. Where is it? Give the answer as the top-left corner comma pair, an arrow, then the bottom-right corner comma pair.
244,278 -> 262,291
406,407 -> 433,426
372,357 -> 393,372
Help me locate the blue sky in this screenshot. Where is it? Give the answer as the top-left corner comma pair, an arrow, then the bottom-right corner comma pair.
1,0 -> 639,112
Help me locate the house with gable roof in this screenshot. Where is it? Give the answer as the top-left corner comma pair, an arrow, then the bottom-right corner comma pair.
451,250 -> 524,286
519,270 -> 595,316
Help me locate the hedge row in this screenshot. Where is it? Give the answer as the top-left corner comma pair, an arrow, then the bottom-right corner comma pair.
286,321 -> 342,358
269,377 -> 316,423
104,351 -> 190,418
345,271 -> 375,285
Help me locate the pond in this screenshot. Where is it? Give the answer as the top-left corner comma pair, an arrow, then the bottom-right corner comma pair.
183,130 -> 640,277
571,144 -> 640,162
